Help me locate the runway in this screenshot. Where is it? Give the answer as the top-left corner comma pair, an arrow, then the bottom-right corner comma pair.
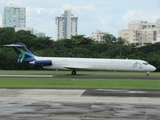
0,74 -> 159,119
0,74 -> 160,79
0,89 -> 160,120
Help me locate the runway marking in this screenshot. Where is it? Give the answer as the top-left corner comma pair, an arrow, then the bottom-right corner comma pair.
0,75 -> 54,78
0,74 -> 160,79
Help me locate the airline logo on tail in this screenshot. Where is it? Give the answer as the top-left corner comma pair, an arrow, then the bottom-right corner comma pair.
15,47 -> 35,63
17,47 -> 25,62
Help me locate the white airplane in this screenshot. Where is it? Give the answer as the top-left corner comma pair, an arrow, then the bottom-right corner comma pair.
5,43 -> 156,76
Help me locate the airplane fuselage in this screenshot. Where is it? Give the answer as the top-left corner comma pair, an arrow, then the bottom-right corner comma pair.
35,57 -> 156,72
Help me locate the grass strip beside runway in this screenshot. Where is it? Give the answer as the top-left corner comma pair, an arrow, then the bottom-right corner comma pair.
0,70 -> 159,76
0,78 -> 159,90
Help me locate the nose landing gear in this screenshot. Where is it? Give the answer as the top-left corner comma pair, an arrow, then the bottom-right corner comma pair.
146,72 -> 150,76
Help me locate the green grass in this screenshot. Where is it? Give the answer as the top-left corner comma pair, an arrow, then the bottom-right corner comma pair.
0,70 -> 159,76
0,70 -> 159,89
0,78 -> 159,90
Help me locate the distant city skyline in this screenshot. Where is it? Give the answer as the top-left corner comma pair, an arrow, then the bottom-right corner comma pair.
0,0 -> 160,40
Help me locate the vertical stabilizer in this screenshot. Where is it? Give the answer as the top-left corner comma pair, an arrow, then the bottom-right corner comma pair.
4,43 -> 36,63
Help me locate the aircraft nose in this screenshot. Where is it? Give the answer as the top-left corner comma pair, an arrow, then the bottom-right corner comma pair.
150,65 -> 156,71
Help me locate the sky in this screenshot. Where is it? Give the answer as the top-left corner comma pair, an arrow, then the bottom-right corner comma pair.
0,0 -> 160,40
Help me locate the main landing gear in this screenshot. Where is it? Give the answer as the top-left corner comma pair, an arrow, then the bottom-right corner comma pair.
71,69 -> 76,75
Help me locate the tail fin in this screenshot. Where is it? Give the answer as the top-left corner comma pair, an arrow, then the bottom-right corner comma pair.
4,43 -> 36,63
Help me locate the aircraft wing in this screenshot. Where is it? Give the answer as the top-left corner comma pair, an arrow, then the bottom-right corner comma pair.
63,66 -> 90,70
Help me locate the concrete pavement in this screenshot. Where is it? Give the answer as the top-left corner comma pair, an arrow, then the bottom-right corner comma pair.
0,89 -> 160,120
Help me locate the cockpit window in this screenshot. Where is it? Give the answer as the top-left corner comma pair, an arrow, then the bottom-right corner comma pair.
143,62 -> 148,65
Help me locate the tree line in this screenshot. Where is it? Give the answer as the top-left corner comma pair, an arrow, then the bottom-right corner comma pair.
0,27 -> 160,71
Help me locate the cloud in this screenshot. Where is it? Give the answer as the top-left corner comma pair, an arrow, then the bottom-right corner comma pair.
27,7 -> 57,15
61,3 -> 95,13
61,3 -> 81,13
99,15 -> 111,25
121,9 -> 160,24
116,8 -> 160,34
82,4 -> 95,12
27,3 -> 95,14
122,9 -> 147,23
6,0 -> 22,6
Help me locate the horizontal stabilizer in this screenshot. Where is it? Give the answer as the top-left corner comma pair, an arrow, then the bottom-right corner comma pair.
4,43 -> 24,47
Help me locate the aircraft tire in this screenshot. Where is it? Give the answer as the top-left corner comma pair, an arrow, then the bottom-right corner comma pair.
146,72 -> 150,76
72,70 -> 76,75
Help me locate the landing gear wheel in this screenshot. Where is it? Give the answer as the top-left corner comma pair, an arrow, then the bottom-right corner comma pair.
71,70 -> 76,75
146,72 -> 150,76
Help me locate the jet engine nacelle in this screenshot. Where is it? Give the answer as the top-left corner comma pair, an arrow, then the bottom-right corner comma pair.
29,60 -> 52,66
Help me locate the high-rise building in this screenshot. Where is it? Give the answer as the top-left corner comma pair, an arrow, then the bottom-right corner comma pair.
2,4 -> 26,28
55,10 -> 78,40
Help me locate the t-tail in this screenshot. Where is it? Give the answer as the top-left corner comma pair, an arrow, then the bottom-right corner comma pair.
4,43 -> 52,66
5,43 -> 36,63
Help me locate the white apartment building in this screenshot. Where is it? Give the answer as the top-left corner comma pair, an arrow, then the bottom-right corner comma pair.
90,30 -> 108,42
157,33 -> 160,42
55,10 -> 78,40
118,20 -> 160,44
2,4 -> 26,28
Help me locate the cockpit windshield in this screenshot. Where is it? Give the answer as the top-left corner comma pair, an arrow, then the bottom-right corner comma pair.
143,62 -> 148,65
